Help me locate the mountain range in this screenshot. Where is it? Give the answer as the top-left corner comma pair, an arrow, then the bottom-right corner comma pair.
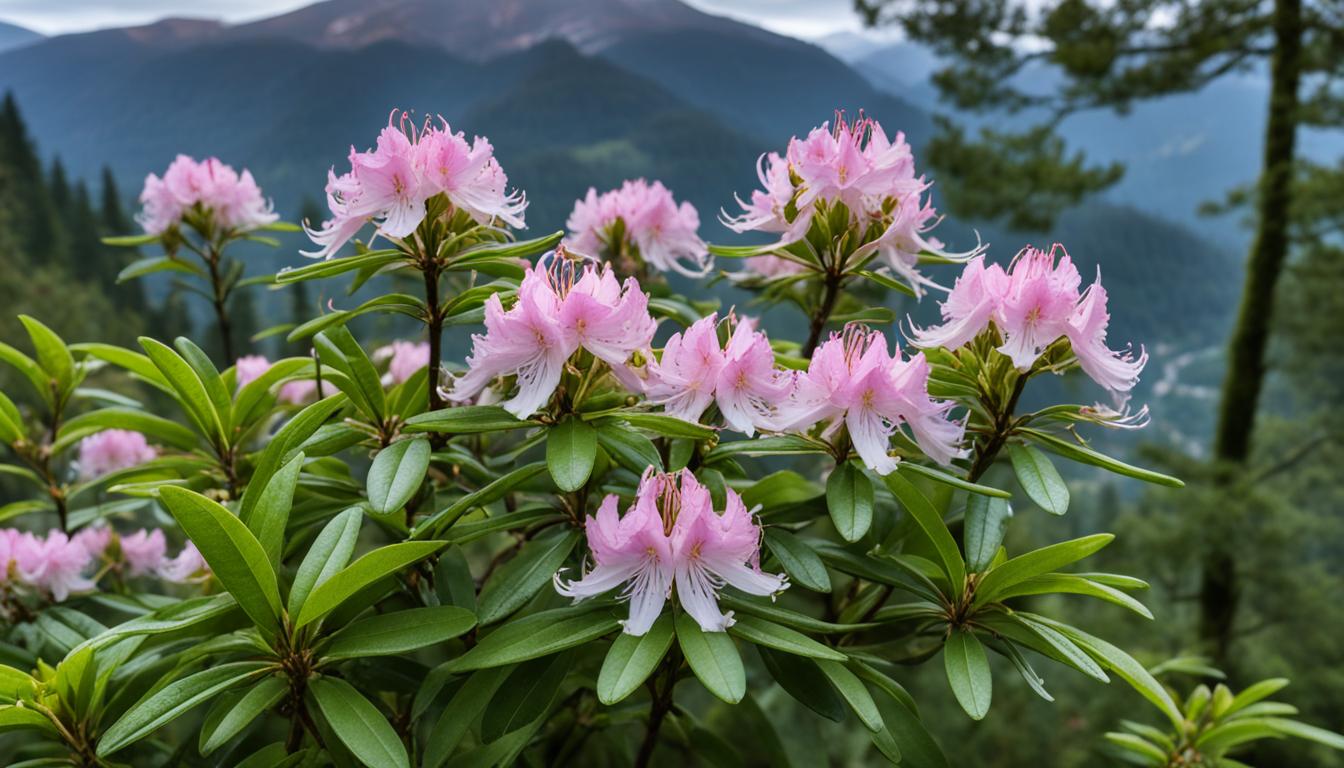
0,20 -> 41,53
0,0 -> 1240,363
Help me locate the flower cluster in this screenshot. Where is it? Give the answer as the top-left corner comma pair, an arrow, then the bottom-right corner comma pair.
786,326 -> 965,473
556,469 -> 787,635
566,179 -> 710,277
139,155 -> 277,235
374,341 -> 430,387
635,314 -> 792,436
305,111 -> 527,259
910,245 -> 1148,397
725,113 -> 963,291
448,250 -> 657,418
77,429 -> 158,481
0,528 -> 206,602
235,355 -> 317,404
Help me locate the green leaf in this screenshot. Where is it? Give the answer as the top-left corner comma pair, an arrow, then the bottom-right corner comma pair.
873,688 -> 950,768
1259,718 -> 1344,752
602,412 -> 716,441
885,470 -> 966,598
720,594 -> 881,635
446,605 -> 619,672
18,315 -> 74,396
597,614 -> 675,704
760,647 -> 847,723
295,541 -> 445,628
139,337 -> 226,446
1103,732 -> 1168,764
817,659 -> 884,732
403,405 -> 538,435
943,629 -> 992,720
1040,618 -> 1183,728
1008,444 -> 1069,515
0,342 -> 51,407
1224,678 -> 1290,717
288,294 -> 425,341
477,529 -> 580,625
596,424 -> 663,474
97,661 -> 270,755
308,676 -> 409,768
242,452 -> 303,568
158,486 -> 281,634
963,494 -> 1013,573
728,615 -> 845,661
856,268 -> 917,297
827,460 -> 874,542
1019,429 -> 1183,488
704,434 -> 830,462
412,462 -> 549,539
53,407 -> 199,454
199,676 -> 287,755
898,461 -> 1012,499
972,533 -> 1114,607
454,229 -> 564,263
275,249 -> 404,284
367,438 -> 430,515
117,255 -> 199,282
288,509 -> 362,617
239,394 -> 345,524
676,613 -> 745,704
102,232 -> 160,247
174,337 -> 232,425
423,667 -> 511,768
314,326 -> 386,421
546,417 -> 598,492
324,607 -> 477,661
994,573 -> 1153,619
81,593 -> 238,649
763,528 -> 831,593
0,704 -> 55,734
480,651 -> 572,742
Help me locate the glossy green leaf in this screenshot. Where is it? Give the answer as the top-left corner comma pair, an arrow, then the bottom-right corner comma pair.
287,507 -> 362,617
760,647 -> 847,722
597,614 -> 675,704
295,541 -> 445,628
314,326 -> 386,421
944,629 -> 992,720
480,651 -> 572,742
602,412 -> 715,440
158,486 -> 281,634
728,615 -> 845,661
403,405 -> 538,435
423,667 -> 511,768
1009,444 -> 1069,515
827,460 -> 874,542
963,494 -> 1012,573
199,676 -> 287,755
139,337 -> 226,445
547,416 -> 598,492
18,316 -> 74,395
324,607 -> 477,660
446,605 -> 619,672
308,676 -> 409,768
676,613 -> 745,704
98,661 -> 271,755
477,529 -> 580,625
596,424 -> 663,474
885,470 -> 966,598
972,534 -> 1114,607
367,438 -> 431,515
1019,428 -> 1183,488
412,462 -> 548,539
763,528 -> 831,593
817,659 -> 883,732
275,249 -> 404,284
243,452 -> 303,568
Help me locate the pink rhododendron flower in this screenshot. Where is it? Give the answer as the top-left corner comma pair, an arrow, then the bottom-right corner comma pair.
566,179 -> 710,277
77,430 -> 158,481
120,529 -> 168,577
305,111 -> 526,258
724,113 -> 974,292
138,155 -> 277,235
449,251 -> 657,418
235,355 -> 316,404
14,530 -> 95,601
159,541 -> 209,583
910,245 -> 1147,396
556,469 -> 786,635
375,341 -> 430,386
73,526 -> 111,558
786,325 -> 966,473
643,315 -> 726,423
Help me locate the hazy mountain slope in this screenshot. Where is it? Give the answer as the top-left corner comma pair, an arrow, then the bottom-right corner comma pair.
0,20 -> 42,53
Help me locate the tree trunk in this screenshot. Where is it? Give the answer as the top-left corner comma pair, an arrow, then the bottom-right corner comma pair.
1199,0 -> 1302,670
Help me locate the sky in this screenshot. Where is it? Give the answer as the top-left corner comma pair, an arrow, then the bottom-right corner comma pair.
0,0 -> 875,39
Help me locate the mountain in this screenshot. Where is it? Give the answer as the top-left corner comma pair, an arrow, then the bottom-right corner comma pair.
0,20 -> 42,53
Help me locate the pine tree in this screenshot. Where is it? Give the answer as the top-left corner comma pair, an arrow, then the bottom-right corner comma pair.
97,166 -> 149,316
0,91 -> 57,260
858,0 -> 1344,669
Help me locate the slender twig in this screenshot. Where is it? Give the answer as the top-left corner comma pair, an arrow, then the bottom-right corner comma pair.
635,649 -> 681,768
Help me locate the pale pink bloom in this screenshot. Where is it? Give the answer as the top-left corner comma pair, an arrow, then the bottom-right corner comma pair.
120,529 -> 167,577
375,341 -> 430,386
714,320 -> 793,436
668,471 -> 787,632
566,179 -> 710,277
77,430 -> 158,481
73,526 -> 111,558
556,470 -> 785,635
1064,275 -> 1147,395
449,252 -> 656,418
14,531 -> 95,601
786,326 -> 966,473
723,151 -> 805,238
278,379 -> 318,405
234,355 -> 272,388
908,255 -> 1008,350
159,541 -> 209,583
138,154 -> 276,234
996,245 -> 1083,370
644,315 -> 726,423
305,111 -> 526,258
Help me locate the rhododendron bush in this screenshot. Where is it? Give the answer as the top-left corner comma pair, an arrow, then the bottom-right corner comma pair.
2,110 -> 1340,768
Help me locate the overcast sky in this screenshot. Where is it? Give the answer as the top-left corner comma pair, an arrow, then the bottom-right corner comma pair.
0,0 -> 877,39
